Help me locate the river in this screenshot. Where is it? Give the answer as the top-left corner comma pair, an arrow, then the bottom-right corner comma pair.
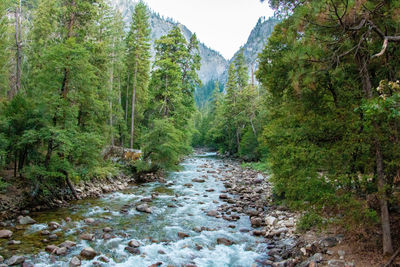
0,152 -> 271,266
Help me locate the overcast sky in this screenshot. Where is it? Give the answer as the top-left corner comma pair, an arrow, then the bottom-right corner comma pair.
141,0 -> 274,59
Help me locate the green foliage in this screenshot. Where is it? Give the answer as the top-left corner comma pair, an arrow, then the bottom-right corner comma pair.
297,211 -> 324,232
241,161 -> 269,173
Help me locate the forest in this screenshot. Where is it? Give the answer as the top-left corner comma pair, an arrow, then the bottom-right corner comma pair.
0,0 -> 399,263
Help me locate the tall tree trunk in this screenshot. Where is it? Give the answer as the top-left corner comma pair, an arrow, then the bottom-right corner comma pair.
125,73 -> 129,125
12,0 -> 22,98
357,54 -> 393,255
130,57 -> 138,149
109,39 -> 115,146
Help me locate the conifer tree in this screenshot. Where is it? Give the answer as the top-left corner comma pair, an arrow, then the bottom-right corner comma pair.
126,1 -> 151,149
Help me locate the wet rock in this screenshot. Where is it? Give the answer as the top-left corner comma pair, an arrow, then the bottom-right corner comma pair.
192,178 -> 205,183
141,197 -> 153,202
48,221 -> 61,230
205,189 -> 215,192
136,204 -> 152,213
125,246 -> 140,255
184,183 -> 193,188
149,262 -> 163,267
178,232 -> 189,239
80,247 -> 97,260
102,233 -> 112,240
96,256 -> 109,263
22,262 -> 34,267
69,256 -> 81,267
65,217 -> 72,223
45,245 -> 59,253
206,210 -> 218,217
219,194 -> 229,200
217,238 -> 234,246
6,255 -> 25,266
103,227 -> 112,233
128,239 -> 141,248
60,240 -> 76,249
80,233 -> 94,241
18,216 -> 36,225
41,230 -> 50,235
56,247 -> 68,256
84,218 -> 95,224
158,250 -> 166,254
0,230 -> 12,239
252,230 -> 264,236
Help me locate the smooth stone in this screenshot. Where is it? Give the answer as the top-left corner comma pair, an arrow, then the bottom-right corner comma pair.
265,216 -> 277,226
125,247 -> 140,255
80,233 -> 94,241
136,204 -> 152,213
45,245 -> 59,253
48,222 -> 61,230
206,210 -> 218,217
327,260 -> 346,267
80,247 -> 97,260
69,256 -> 81,267
84,218 -> 95,224
56,247 -> 68,256
321,237 -> 338,247
0,255 -> 3,263
128,240 -> 141,248
0,230 -> 12,239
6,256 -> 25,266
103,227 -> 112,233
7,240 -> 21,245
41,230 -> 50,235
18,216 -> 36,225
59,240 -> 77,249
98,256 -> 110,263
49,234 -> 58,240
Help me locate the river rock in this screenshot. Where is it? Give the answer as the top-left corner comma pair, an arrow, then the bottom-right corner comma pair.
18,216 -> 36,225
48,221 -> 61,230
45,245 -> 59,253
49,234 -> 58,240
0,230 -> 12,239
192,178 -> 205,183
217,238 -> 234,246
136,204 -> 152,213
128,240 -> 141,248
321,237 -> 338,247
6,256 -> 25,266
265,216 -> 277,226
84,218 -> 95,224
250,217 -> 263,227
80,247 -> 97,260
80,233 -> 94,241
98,256 -> 110,263
103,227 -> 112,233
69,256 -> 81,267
41,230 -> 50,235
125,247 -> 140,255
206,210 -> 218,217
59,240 -> 76,249
0,255 -> 3,263
219,194 -> 229,200
178,232 -> 189,239
56,247 -> 68,256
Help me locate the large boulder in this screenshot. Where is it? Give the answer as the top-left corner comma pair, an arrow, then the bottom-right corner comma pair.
217,238 -> 234,246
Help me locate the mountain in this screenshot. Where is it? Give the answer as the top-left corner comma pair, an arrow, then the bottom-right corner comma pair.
219,17 -> 280,84
111,0 -> 228,84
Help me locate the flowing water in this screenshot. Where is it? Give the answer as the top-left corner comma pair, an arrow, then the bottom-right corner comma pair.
0,152 -> 270,266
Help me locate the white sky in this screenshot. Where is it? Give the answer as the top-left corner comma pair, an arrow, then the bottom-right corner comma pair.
141,0 -> 274,59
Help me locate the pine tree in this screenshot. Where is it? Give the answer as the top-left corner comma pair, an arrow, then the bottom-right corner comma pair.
0,0 -> 10,98
126,1 -> 151,149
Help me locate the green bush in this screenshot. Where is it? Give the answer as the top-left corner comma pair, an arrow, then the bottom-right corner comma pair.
297,211 -> 324,232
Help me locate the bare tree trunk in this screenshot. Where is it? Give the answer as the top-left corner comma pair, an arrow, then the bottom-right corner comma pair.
357,54 -> 393,255
63,171 -> 79,200
130,57 -> 138,149
125,73 -> 129,123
